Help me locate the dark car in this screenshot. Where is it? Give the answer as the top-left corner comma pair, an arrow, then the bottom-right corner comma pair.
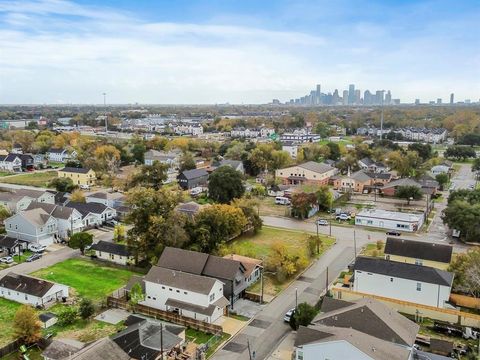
26,253 -> 42,262
386,230 -> 401,236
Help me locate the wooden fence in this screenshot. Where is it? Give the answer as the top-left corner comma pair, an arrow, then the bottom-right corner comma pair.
0,339 -> 23,358
450,293 -> 480,310
332,287 -> 480,328
107,297 -> 222,334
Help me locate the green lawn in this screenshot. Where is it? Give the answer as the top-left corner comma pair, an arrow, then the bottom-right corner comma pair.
0,298 -> 21,346
31,258 -> 139,300
0,171 -> 57,187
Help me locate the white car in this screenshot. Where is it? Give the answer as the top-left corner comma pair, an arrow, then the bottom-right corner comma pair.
0,256 -> 13,264
189,187 -> 203,196
335,213 -> 351,221
28,243 -> 47,253
284,308 -> 295,323
79,184 -> 90,190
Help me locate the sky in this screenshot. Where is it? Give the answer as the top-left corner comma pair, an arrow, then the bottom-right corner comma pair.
0,0 -> 479,104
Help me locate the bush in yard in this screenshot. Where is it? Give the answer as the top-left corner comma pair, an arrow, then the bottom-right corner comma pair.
376,240 -> 383,250
79,298 -> 95,319
290,302 -> 318,330
13,305 -> 42,344
49,177 -> 76,192
58,306 -> 78,326
69,232 -> 93,254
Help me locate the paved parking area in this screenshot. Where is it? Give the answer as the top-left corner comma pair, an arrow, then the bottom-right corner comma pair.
87,227 -> 114,242
231,299 -> 263,318
95,308 -> 131,324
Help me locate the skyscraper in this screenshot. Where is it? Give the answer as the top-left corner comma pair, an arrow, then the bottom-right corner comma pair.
385,90 -> 392,105
450,93 -> 454,104
343,90 -> 349,105
355,89 -> 361,104
437,98 -> 442,105
348,84 -> 355,105
375,90 -> 384,105
316,84 -> 321,105
415,99 -> 420,105
332,89 -> 340,105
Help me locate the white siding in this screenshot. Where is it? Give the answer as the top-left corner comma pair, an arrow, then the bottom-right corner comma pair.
95,250 -> 133,266
353,270 -> 451,308
0,283 -> 68,307
297,340 -> 374,360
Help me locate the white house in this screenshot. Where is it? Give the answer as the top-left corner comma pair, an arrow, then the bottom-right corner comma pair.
65,202 -> 117,227
352,257 -> 454,308
47,148 -> 77,163
431,164 -> 452,175
91,241 -> 133,266
355,209 -> 424,232
141,266 -> 229,323
85,191 -> 126,208
0,154 -> 22,172
0,188 -> 55,214
281,141 -> 299,159
26,202 -> 83,239
5,208 -> 58,246
0,273 -> 69,307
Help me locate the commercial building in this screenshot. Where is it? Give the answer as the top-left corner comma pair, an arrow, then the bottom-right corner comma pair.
275,161 -> 336,186
355,209 -> 424,232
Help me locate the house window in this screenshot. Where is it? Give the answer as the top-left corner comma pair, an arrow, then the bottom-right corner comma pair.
415,259 -> 423,266
25,294 -> 28,300
416,282 -> 422,291
169,288 -> 172,291
390,278 -> 393,282
210,293 -> 215,302
176,290 -> 180,293
184,291 -> 187,295
162,286 -> 165,289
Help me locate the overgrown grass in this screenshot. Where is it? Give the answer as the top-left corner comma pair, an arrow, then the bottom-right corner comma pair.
0,298 -> 21,346
0,171 -> 57,187
31,258 -> 139,300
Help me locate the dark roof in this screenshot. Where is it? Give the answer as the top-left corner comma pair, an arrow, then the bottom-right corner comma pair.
0,235 -> 18,249
60,167 -> 92,174
157,246 -> 246,281
70,338 -> 129,360
354,257 -> 454,286
48,148 -> 66,154
294,326 -> 335,347
66,201 -> 110,217
158,247 -> 209,275
39,312 -> 57,322
385,238 -> 453,263
42,339 -> 84,360
144,266 -> 217,295
0,273 -> 55,297
124,315 -> 185,335
430,338 -> 453,355
91,241 -> 130,257
179,168 -> 208,180
26,202 -> 75,220
320,297 -> 354,313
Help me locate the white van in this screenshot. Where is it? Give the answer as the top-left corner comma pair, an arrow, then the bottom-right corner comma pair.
275,196 -> 291,205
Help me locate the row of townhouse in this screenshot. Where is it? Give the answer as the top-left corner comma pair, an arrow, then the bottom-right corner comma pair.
0,153 -> 36,172
172,123 -> 204,136
47,148 -> 77,163
230,127 -> 275,138
396,127 -> 448,143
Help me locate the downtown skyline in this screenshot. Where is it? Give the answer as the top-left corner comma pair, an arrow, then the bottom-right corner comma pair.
0,0 -> 479,104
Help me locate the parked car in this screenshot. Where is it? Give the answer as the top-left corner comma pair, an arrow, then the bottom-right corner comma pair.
0,256 -> 13,264
189,187 -> 203,196
316,219 -> 329,226
386,230 -> 402,236
335,213 -> 351,221
26,253 -> 42,262
79,184 -> 90,190
106,219 -> 118,226
28,243 -> 46,253
275,196 -> 291,205
284,308 -> 295,323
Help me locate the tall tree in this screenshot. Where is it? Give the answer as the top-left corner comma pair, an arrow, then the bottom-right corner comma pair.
13,305 -> 42,344
290,302 -> 318,330
127,161 -> 168,190
179,152 -> 196,172
291,192 -> 318,219
69,232 -> 93,254
395,185 -> 423,205
326,142 -> 341,161
435,173 -> 449,191
208,166 -> 245,203
316,186 -> 333,211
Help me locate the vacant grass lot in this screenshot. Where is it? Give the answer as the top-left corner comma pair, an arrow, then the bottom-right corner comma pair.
0,298 -> 21,346
0,171 -> 57,187
31,258 -> 139,300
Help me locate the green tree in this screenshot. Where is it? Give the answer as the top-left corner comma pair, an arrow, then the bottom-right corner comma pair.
208,166 -> 245,204
113,224 -> 126,243
49,177 -> 76,192
448,248 -> 480,297
126,187 -> 185,262
69,232 -> 93,254
231,198 -> 263,234
270,150 -> 292,171
127,161 -> 168,190
129,282 -> 144,311
316,186 -> 333,211
443,199 -> 480,243
435,173 -> 449,191
395,185 -> 423,205
290,302 -> 318,330
13,305 -> 42,344
58,306 -> 77,326
445,145 -> 477,160
408,143 -> 432,161
78,298 -> 95,319
326,142 -> 341,161
179,152 -> 197,172
472,158 -> 480,172
0,205 -> 11,224
131,142 -> 146,164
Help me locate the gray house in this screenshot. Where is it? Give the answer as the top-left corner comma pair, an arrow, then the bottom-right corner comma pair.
157,247 -> 251,308
177,168 -> 209,190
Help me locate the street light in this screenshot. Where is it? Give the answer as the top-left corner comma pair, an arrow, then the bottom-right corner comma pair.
295,287 -> 298,310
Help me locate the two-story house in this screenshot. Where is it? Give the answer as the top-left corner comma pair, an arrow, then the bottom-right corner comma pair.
0,188 -> 55,213
5,208 -> 58,246
57,167 -> 96,187
26,202 -> 83,239
352,256 -> 454,308
65,202 -> 117,227
357,157 -> 389,173
48,148 -> 77,163
140,266 -> 229,323
177,168 -> 209,190
384,238 -> 453,270
0,154 -> 22,172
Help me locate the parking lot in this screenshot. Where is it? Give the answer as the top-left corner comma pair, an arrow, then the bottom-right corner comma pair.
87,226 -> 115,243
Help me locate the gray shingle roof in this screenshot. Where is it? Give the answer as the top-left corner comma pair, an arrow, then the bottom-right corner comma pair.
354,257 -> 454,286
61,167 -> 92,174
26,202 -> 75,220
0,273 -> 55,297
144,266 -> 217,295
179,168 -> 209,180
384,238 -> 453,263
298,161 -> 334,174
91,241 -> 130,257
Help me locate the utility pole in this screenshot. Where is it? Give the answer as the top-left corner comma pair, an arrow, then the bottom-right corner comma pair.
160,323 -> 164,360
353,230 -> 357,259
102,92 -> 108,133
325,266 -> 329,290
295,288 -> 298,309
260,266 -> 264,305
247,338 -> 253,360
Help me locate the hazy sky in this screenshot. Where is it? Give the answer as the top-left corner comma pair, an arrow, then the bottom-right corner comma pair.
0,0 -> 479,104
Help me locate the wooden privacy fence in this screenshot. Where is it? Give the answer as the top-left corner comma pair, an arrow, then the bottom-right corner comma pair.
332,287 -> 480,328
450,293 -> 480,310
107,297 -> 222,334
0,339 -> 23,358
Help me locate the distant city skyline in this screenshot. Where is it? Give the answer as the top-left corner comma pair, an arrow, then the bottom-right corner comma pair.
0,0 -> 479,104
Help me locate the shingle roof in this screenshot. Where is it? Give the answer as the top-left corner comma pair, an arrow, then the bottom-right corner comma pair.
179,168 -> 209,180
144,266 -> 217,295
48,148 -> 67,154
21,208 -> 53,226
384,238 -> 453,264
60,167 -> 92,174
39,312 -> 57,322
0,235 -> 18,249
26,202 -> 75,220
202,256 -> 245,281
70,338 -> 129,360
295,325 -> 412,360
297,161 -> 334,174
91,241 -> 130,257
315,298 -> 419,346
42,338 -> 84,360
0,273 -> 55,297
354,257 -> 454,286
66,201 -> 110,217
